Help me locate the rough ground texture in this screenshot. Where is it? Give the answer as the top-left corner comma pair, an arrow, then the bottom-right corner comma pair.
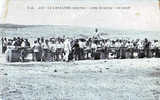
0,57 -> 160,100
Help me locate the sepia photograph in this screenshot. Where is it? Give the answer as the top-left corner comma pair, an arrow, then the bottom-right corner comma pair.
0,0 -> 160,100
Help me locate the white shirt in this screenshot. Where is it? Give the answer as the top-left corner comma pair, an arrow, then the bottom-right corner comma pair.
33,43 -> 40,52
64,39 -> 71,51
105,41 -> 112,47
91,43 -> 97,49
21,41 -> 25,47
137,42 -> 143,49
50,43 -> 56,52
115,42 -> 121,48
56,42 -> 64,49
79,41 -> 86,48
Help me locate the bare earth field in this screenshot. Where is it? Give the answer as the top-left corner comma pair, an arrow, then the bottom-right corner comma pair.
0,25 -> 160,100
0,56 -> 160,100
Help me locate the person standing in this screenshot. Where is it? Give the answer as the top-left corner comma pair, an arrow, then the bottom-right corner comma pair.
64,38 -> 71,62
137,41 -> 144,58
41,39 -> 50,61
32,41 -> 41,61
154,40 -> 159,57
72,39 -> 80,61
49,40 -> 56,61
78,40 -> 86,60
2,37 -> 8,53
143,38 -> 150,58
115,40 -> 121,59
104,39 -> 112,59
20,39 -> 31,62
25,39 -> 30,47
91,40 -> 98,59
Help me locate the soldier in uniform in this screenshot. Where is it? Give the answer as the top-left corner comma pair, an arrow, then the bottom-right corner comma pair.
41,39 -> 50,61
115,40 -> 121,59
20,39 -> 31,62
79,39 -> 86,60
85,38 -> 92,59
55,39 -> 64,61
155,40 -> 159,57
120,40 -> 126,59
13,37 -> 21,47
50,40 -> 56,61
64,38 -> 72,62
137,40 -> 144,58
91,40 -> 98,59
143,38 -> 150,58
72,39 -> 80,61
32,41 -> 41,61
104,39 -> 111,59
2,37 -> 8,53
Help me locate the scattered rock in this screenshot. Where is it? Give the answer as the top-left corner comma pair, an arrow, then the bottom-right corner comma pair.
48,91 -> 51,94
155,81 -> 160,86
105,68 -> 110,70
150,72 -> 160,77
99,69 -> 102,73
151,89 -> 160,95
73,63 -> 78,65
54,69 -> 57,72
20,86 -> 25,89
155,68 -> 160,71
46,86 -> 50,89
9,89 -> 19,93
64,72 -> 68,74
4,73 -> 8,75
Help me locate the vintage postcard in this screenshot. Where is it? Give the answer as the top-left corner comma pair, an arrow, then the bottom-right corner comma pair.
0,0 -> 160,100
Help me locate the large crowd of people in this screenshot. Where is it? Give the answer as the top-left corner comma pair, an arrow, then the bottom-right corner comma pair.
1,31 -> 160,62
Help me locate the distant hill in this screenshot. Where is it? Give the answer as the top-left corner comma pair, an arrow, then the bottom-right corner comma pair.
0,23 -> 159,40
0,24 -> 27,28
0,24 -> 45,29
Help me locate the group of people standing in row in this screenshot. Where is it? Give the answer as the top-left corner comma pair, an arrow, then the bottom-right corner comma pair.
2,35 -> 160,62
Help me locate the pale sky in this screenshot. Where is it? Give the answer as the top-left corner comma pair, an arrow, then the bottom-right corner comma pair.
0,0 -> 160,31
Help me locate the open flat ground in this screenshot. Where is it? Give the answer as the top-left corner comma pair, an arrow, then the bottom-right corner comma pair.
0,56 -> 160,100
0,24 -> 160,100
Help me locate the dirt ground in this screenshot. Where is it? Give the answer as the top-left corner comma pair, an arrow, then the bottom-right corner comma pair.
0,58 -> 160,100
